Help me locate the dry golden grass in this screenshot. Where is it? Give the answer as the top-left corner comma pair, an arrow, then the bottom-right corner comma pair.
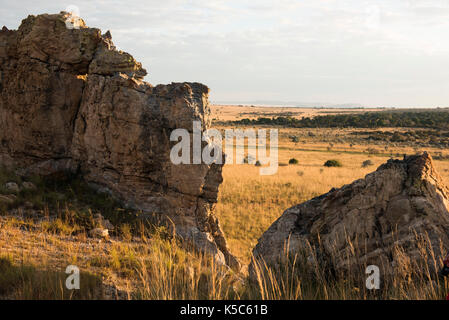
2,212 -> 449,300
215,127 -> 449,266
250,232 -> 449,300
0,217 -> 241,300
2,116 -> 449,299
210,105 -> 384,121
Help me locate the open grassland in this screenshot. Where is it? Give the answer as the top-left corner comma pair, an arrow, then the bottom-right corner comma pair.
210,104 -> 384,122
2,105 -> 449,299
214,126 -> 449,266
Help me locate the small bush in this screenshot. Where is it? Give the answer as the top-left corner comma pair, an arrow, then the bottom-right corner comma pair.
362,160 -> 374,168
243,155 -> 255,164
288,158 -> 298,165
290,136 -> 299,143
324,160 -> 342,167
434,152 -> 449,161
366,148 -> 379,155
120,223 -> 133,241
254,161 -> 262,167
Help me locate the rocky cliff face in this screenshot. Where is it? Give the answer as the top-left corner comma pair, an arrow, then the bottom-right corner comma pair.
251,153 -> 449,278
0,12 -> 238,270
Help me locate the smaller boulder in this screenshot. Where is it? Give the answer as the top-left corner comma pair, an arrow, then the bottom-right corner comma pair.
22,182 -> 37,191
93,213 -> 114,230
0,194 -> 16,204
4,182 -> 19,193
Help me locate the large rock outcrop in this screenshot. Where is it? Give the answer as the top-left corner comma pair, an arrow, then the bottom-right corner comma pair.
0,12 -> 239,270
251,153 -> 449,278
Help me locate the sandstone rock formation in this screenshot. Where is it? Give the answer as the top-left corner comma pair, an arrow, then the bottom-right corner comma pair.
251,153 -> 449,278
0,12 -> 239,270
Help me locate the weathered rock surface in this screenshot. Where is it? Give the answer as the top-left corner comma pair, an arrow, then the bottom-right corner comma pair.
4,182 -> 19,193
0,194 -> 15,204
21,181 -> 37,191
0,12 -> 238,270
251,153 -> 449,278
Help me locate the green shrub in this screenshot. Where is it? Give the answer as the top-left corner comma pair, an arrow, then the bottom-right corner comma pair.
366,148 -> 379,155
243,155 -> 255,164
362,160 -> 374,168
288,158 -> 298,165
290,136 -> 299,143
324,160 -> 342,167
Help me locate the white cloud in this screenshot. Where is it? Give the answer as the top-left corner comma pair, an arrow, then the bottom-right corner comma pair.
1,0 -> 449,106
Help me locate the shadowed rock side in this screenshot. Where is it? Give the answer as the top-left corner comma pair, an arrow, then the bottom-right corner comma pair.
251,152 -> 449,278
0,12 -> 239,270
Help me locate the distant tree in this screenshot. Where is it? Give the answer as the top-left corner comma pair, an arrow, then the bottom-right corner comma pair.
290,136 -> 299,143
230,111 -> 449,130
362,160 -> 374,168
324,159 -> 342,167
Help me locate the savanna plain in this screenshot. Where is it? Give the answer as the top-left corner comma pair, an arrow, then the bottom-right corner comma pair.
1,105 -> 449,300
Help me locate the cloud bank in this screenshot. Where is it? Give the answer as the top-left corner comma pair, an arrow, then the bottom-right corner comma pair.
2,0 -> 449,107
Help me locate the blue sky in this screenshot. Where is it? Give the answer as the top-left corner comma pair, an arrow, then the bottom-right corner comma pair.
2,0 -> 449,107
